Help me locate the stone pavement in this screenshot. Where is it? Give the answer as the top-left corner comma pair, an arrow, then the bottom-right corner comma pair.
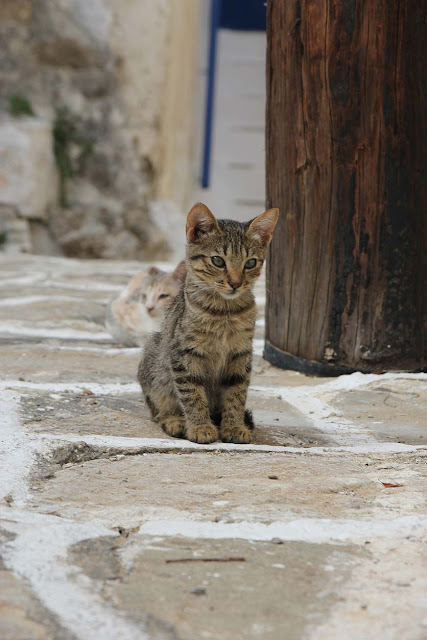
1,254 -> 426,640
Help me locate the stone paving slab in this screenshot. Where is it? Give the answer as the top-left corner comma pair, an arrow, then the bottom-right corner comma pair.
1,254 -> 427,640
325,378 -> 427,445
17,386 -> 328,447
26,450 -> 427,530
0,298 -> 106,324
1,343 -> 140,383
98,537 -> 360,640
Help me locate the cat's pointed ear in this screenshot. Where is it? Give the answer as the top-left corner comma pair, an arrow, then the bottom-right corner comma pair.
147,266 -> 161,276
173,260 -> 187,283
247,208 -> 279,245
186,203 -> 220,242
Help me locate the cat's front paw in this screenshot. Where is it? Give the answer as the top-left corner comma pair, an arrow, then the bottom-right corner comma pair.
186,424 -> 219,444
221,425 -> 252,444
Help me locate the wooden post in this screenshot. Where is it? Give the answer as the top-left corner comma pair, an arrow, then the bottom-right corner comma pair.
265,0 -> 426,375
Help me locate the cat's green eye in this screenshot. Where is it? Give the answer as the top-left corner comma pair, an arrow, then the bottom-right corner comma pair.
158,293 -> 169,299
244,258 -> 257,269
211,256 -> 225,268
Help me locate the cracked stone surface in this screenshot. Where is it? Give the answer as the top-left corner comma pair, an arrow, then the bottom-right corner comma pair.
100,538 -> 361,640
26,451 -> 427,529
1,254 -> 427,640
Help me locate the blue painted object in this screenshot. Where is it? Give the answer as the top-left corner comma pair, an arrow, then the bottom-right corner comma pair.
201,0 -> 267,188
201,0 -> 221,189
220,0 -> 266,30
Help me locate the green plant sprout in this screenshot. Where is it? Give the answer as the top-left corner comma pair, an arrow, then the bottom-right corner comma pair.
8,94 -> 35,117
53,107 -> 94,207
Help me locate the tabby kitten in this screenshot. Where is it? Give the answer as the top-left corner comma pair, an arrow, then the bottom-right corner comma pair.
138,203 -> 279,444
106,261 -> 186,347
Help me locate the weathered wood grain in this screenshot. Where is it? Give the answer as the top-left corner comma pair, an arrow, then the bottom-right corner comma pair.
265,0 -> 426,373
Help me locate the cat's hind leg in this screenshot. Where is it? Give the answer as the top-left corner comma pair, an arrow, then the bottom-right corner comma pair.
147,389 -> 186,438
244,409 -> 255,430
159,415 -> 186,438
143,392 -> 158,419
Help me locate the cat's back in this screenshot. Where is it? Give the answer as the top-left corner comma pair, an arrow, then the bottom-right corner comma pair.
160,286 -> 186,335
142,288 -> 185,361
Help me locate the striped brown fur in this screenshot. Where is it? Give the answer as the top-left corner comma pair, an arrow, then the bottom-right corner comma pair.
138,203 -> 279,444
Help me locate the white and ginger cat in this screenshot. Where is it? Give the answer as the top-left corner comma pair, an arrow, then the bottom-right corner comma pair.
106,261 -> 186,347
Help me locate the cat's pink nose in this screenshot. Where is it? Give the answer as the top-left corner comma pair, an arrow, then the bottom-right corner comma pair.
146,304 -> 155,312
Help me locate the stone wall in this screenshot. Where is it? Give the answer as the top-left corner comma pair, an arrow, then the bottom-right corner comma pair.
0,0 -> 202,258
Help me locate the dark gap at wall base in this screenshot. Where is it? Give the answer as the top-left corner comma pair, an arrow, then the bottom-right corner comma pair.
263,341 -> 427,378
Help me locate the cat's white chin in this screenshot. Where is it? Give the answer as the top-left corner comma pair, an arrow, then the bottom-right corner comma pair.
218,289 -> 244,299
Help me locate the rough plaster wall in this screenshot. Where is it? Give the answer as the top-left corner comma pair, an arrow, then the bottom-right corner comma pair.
0,118 -> 58,219
158,0 -> 202,212
55,0 -> 112,44
0,0 -> 178,259
111,0 -> 171,165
